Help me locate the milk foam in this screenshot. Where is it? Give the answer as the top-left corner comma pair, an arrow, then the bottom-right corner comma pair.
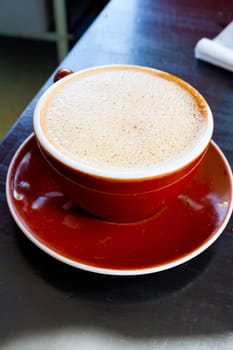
42,67 -> 207,171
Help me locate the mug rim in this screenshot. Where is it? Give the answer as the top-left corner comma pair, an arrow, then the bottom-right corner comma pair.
33,64 -> 214,180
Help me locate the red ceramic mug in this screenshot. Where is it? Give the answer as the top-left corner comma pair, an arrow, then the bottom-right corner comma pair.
33,65 -> 214,222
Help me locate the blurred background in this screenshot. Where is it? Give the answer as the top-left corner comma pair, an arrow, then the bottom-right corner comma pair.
0,0 -> 108,140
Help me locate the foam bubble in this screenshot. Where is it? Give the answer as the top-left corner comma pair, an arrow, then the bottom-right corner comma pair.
42,67 -> 207,171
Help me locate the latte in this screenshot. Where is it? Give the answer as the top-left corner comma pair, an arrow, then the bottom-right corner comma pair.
40,65 -> 208,172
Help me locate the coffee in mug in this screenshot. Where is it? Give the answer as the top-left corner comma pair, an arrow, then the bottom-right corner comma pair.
40,65 -> 208,176
34,65 -> 213,222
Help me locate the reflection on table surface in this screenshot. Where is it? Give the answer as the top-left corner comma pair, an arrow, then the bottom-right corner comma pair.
0,0 -> 233,349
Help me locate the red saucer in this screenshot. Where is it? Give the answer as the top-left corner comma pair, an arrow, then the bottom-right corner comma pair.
6,134 -> 233,275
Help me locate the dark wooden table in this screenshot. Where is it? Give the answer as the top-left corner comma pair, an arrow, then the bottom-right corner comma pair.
1,1 -> 233,348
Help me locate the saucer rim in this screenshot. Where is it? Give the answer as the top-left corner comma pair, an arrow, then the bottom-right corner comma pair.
6,134 -> 233,276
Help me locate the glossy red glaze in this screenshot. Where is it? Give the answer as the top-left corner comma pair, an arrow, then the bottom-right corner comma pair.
6,135 -> 233,275
34,66 -> 213,222
38,141 -> 208,222
53,68 -> 74,82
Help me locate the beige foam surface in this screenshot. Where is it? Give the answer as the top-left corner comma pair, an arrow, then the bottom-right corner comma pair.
42,67 -> 207,171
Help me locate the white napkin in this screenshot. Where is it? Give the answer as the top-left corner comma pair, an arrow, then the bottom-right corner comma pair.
194,21 -> 233,72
